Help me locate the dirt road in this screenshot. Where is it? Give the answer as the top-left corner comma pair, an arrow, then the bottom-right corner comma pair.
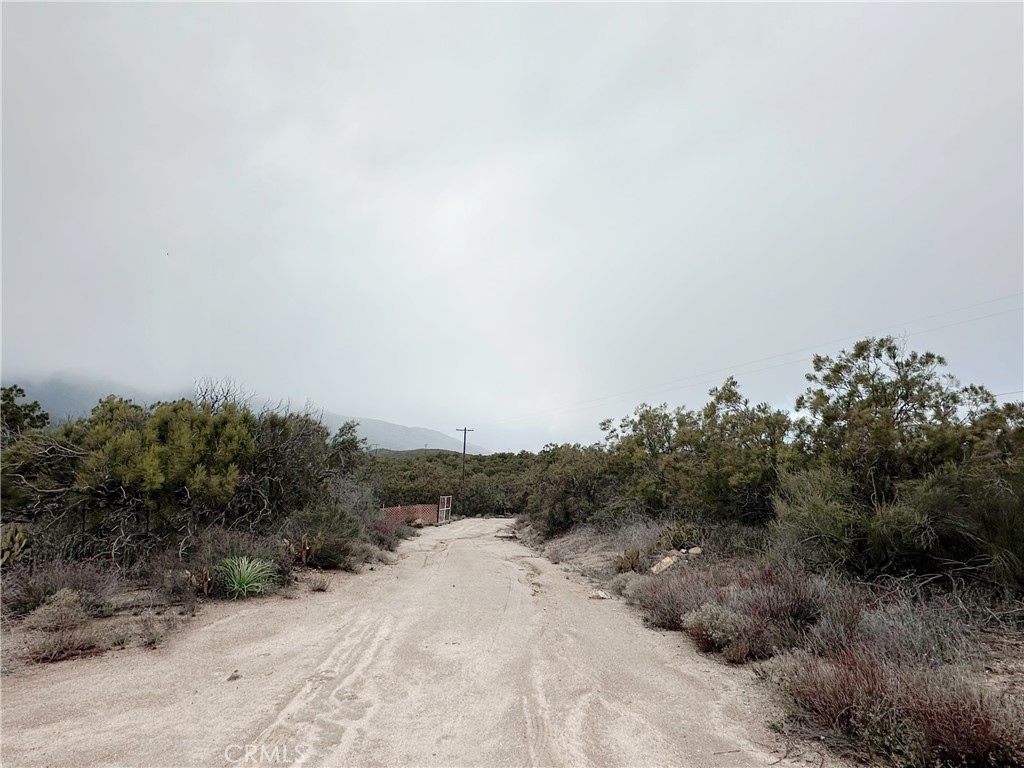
1,519 -> 815,768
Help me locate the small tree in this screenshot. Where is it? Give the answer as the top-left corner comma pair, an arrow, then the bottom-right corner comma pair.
1,385 -> 50,439
794,336 -> 993,504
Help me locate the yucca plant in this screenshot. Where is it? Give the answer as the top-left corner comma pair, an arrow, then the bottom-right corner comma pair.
214,556 -> 277,599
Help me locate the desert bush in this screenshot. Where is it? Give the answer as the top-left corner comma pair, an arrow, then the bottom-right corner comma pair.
607,571 -> 640,597
143,552 -> 200,605
367,518 -> 403,551
282,500 -> 360,569
187,527 -> 291,579
760,647 -> 1024,767
682,603 -> 751,657
307,573 -> 331,592
22,589 -> 91,632
769,466 -> 862,570
698,522 -> 768,558
653,522 -> 701,553
214,556 -> 277,599
107,622 -> 133,648
901,459 -> 1024,589
135,528 -> 287,602
630,571 -> 708,630
0,560 -> 119,617
771,458 -> 1024,588
631,560 -> 835,661
858,602 -> 976,668
22,626 -> 102,663
805,584 -> 978,669
587,518 -> 659,562
544,541 -> 565,564
613,547 -> 641,574
136,612 -> 178,648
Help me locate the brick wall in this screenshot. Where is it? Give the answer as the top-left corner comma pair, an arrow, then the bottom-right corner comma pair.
381,503 -> 439,526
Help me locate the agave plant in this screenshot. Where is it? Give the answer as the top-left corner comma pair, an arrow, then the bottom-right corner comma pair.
215,556 -> 277,599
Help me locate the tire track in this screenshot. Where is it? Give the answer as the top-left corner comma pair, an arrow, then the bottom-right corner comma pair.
239,611 -> 394,766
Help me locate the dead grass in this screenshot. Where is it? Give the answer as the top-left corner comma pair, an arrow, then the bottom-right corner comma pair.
137,612 -> 178,648
307,573 -> 331,592
1,560 -> 120,618
21,588 -> 92,632
22,626 -> 103,663
542,521 -> 664,576
607,571 -> 641,597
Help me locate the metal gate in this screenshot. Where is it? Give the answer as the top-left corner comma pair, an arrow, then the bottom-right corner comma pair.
438,495 -> 452,524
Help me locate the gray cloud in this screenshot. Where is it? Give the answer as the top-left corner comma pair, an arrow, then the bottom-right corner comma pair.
3,3 -> 1021,451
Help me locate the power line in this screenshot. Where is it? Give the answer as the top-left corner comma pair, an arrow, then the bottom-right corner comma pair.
493,292 -> 1023,425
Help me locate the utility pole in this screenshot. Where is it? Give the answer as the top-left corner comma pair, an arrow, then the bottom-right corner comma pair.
456,427 -> 474,487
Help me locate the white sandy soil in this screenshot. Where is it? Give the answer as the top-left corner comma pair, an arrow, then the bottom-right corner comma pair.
1,518 -> 847,768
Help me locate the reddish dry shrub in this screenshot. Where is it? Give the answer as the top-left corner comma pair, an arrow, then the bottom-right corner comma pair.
761,647 -> 1024,767
900,668 -> 1024,765
632,559 -> 830,658
367,518 -> 404,551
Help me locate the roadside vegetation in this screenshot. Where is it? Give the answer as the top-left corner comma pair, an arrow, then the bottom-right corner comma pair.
512,337 -> 1023,767
1,382 -> 412,667
3,336 -> 1022,765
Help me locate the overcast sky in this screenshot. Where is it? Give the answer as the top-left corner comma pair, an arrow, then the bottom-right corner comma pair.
3,3 -> 1022,452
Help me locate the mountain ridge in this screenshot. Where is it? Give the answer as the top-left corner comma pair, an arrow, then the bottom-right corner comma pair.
2,373 -> 489,455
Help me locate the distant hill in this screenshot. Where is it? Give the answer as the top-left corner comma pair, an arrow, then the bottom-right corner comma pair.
3,373 -> 489,454
3,372 -> 191,423
373,448 -> 459,458
319,412 -> 489,455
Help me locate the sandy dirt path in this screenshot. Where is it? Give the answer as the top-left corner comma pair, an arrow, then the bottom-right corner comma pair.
1,518 -> 826,768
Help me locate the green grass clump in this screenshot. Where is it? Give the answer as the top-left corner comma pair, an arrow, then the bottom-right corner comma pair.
215,556 -> 277,599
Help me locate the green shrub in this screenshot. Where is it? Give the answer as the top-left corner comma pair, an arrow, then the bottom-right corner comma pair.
655,522 -> 700,552
901,460 -> 1024,589
283,501 -> 361,569
0,523 -> 30,566
136,529 -> 287,603
769,467 -> 861,570
682,603 -> 751,659
772,460 -> 1024,587
214,556 -> 277,599
187,527 -> 291,579
613,547 -> 641,574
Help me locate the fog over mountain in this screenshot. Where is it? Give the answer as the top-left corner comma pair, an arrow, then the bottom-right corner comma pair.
2,372 -> 489,455
3,3 -> 1021,452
